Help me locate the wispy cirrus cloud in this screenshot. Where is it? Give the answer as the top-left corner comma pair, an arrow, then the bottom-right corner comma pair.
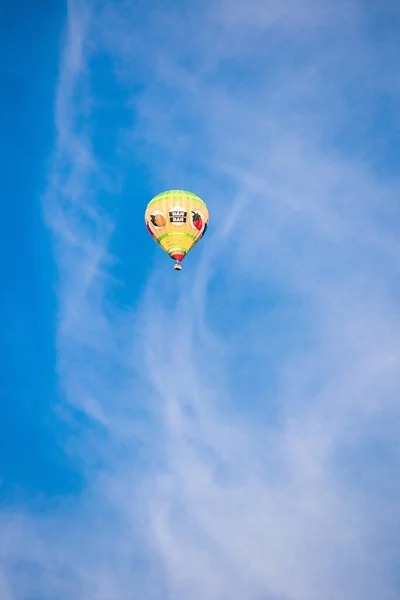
2,0 -> 400,599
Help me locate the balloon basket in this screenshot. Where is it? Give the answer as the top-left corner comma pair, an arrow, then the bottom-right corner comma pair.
173,263 -> 182,271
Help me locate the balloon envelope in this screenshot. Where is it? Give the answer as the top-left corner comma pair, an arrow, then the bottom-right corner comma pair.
144,190 -> 209,270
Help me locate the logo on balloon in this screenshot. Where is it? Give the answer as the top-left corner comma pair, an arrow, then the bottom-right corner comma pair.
190,210 -> 205,232
169,206 -> 187,226
150,210 -> 166,229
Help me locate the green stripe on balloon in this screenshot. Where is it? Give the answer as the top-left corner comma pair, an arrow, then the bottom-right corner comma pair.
157,231 -> 197,243
168,248 -> 187,255
147,190 -> 207,209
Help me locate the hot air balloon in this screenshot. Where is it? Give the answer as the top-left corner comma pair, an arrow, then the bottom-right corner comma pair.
144,190 -> 209,271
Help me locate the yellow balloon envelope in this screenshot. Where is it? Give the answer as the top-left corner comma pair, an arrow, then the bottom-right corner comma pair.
144,190 -> 209,270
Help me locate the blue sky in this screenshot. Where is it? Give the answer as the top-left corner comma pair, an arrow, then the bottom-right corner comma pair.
1,0 -> 400,598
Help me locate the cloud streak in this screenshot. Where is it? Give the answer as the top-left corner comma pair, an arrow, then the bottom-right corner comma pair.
2,0 -> 400,599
